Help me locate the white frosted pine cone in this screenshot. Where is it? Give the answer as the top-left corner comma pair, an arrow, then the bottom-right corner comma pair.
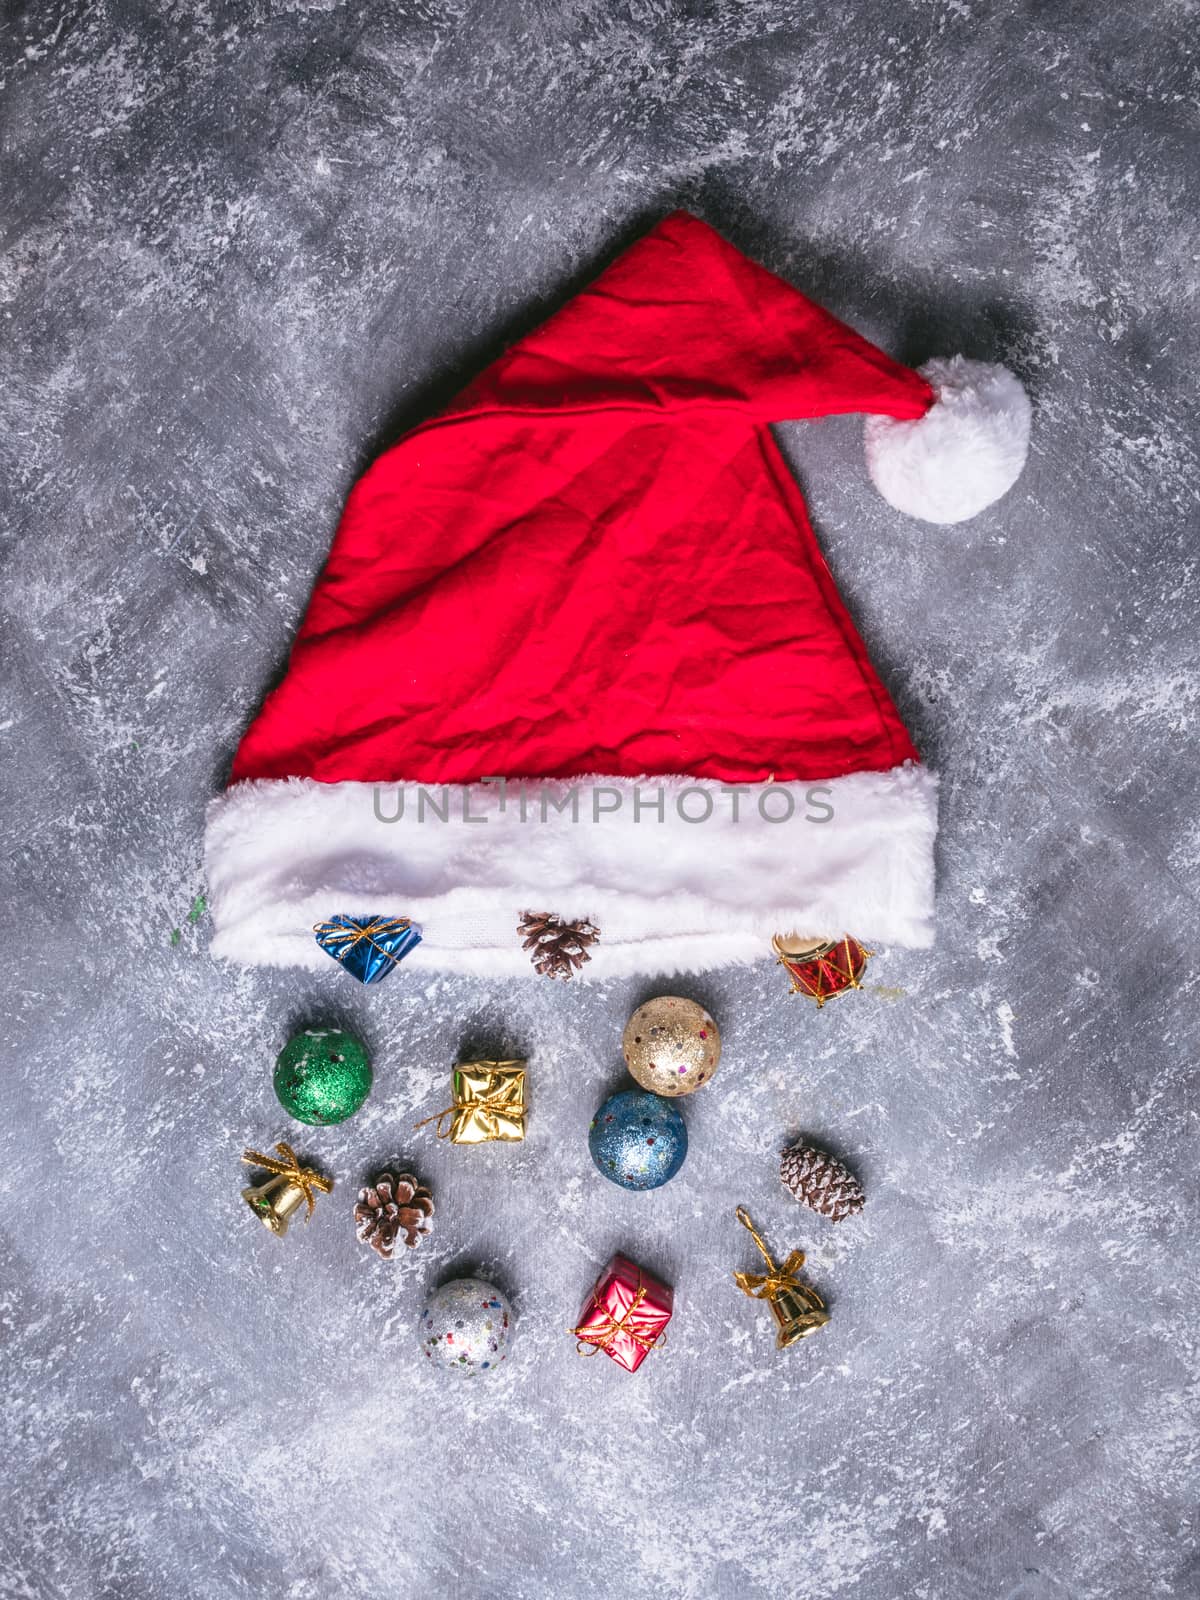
780,1141 -> 865,1222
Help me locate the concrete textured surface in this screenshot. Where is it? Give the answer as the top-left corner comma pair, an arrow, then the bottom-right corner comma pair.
3,4 -> 1198,1597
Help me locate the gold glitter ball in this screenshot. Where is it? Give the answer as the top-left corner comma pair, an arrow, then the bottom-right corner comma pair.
622,996 -> 721,1097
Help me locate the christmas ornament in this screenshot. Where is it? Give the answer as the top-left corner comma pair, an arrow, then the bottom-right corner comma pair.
241,1142 -> 332,1237
517,911 -> 599,979
419,1279 -> 512,1377
732,1206 -> 829,1348
573,1254 -> 672,1374
354,1170 -> 434,1258
622,995 -> 720,1097
414,1060 -> 526,1144
207,212 -> 1032,980
780,1140 -> 865,1221
313,914 -> 421,983
273,1028 -> 372,1126
588,1089 -> 687,1191
772,934 -> 871,1007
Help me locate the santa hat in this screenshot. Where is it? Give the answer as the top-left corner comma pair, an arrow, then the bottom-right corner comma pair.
205,211 -> 1030,980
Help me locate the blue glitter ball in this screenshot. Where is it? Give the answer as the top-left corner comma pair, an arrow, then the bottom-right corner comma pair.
588,1088 -> 688,1191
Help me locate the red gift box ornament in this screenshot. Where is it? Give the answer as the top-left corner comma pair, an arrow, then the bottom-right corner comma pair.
573,1254 -> 672,1373
772,933 -> 871,1008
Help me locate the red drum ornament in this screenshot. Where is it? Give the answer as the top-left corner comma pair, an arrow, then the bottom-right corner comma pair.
772,934 -> 871,1007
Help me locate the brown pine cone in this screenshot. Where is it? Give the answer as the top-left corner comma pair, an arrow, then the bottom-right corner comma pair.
780,1141 -> 865,1222
354,1171 -> 434,1258
517,911 -> 599,979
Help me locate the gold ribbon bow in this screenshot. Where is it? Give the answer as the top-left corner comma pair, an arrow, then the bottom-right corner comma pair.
241,1142 -> 333,1222
732,1206 -> 811,1301
312,916 -> 412,965
413,1089 -> 526,1141
573,1285 -> 665,1357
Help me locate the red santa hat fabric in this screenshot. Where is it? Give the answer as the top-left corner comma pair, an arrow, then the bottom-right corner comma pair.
205,211 -> 1028,978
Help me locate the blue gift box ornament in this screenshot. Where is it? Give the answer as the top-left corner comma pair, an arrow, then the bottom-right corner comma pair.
313,915 -> 422,984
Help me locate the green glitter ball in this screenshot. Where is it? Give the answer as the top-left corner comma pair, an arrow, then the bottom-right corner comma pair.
273,1029 -> 372,1126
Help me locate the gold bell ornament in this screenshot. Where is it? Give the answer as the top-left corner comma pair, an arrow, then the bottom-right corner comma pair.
240,1141 -> 333,1237
733,1206 -> 830,1347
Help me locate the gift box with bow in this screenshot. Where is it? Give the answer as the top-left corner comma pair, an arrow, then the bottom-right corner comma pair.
415,1060 -> 527,1144
573,1254 -> 672,1373
313,914 -> 422,984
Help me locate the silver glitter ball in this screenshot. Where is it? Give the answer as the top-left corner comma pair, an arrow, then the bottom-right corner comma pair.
418,1277 -> 513,1377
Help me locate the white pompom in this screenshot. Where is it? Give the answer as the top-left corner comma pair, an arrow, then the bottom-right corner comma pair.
864,355 -> 1032,525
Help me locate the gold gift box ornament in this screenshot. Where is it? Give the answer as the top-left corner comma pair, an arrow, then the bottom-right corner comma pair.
415,1060 -> 527,1144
